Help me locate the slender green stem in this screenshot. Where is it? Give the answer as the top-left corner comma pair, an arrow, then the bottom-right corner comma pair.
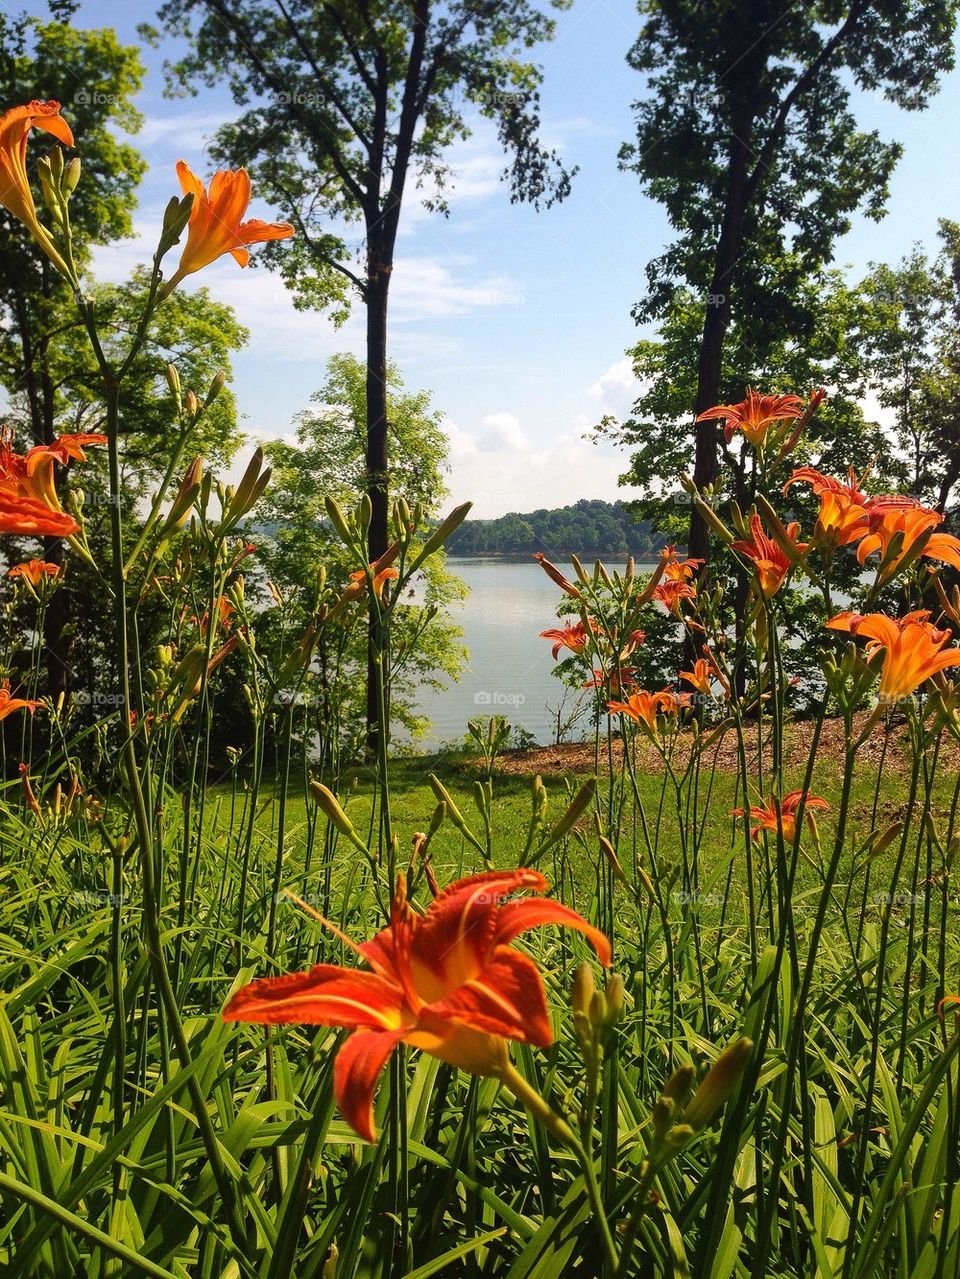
500,1061 -> 620,1276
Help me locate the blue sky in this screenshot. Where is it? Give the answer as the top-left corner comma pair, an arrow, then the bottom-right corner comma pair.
19,0 -> 960,515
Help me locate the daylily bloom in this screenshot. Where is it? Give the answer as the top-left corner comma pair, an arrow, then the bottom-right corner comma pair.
654,577 -> 697,612
8,559 -> 61,586
733,790 -> 829,842
0,101 -> 73,270
584,666 -> 636,694
697,388 -> 805,448
0,492 -> 79,537
223,868 -> 611,1142
608,688 -> 691,733
338,542 -> 402,607
785,466 -> 870,549
197,595 -> 235,637
540,619 -> 590,660
856,500 -> 960,575
620,627 -> 646,659
163,162 -> 294,295
732,514 -> 808,597
826,609 -> 960,701
0,679 -> 42,721
653,549 -> 703,612
347,564 -> 400,602
680,654 -> 729,699
0,430 -> 105,521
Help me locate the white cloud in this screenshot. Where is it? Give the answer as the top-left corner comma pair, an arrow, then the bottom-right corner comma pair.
444,416 -> 640,518
392,257 -> 523,318
123,109 -> 234,158
587,356 -> 641,417
480,411 -> 525,450
91,222 -> 521,360
401,135 -> 506,230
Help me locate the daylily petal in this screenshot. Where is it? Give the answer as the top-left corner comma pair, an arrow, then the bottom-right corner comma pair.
334,1029 -> 405,1143
404,1019 -> 510,1076
925,533 -> 960,571
410,869 -> 548,1000
0,493 -> 79,537
492,898 -> 613,967
427,946 -> 552,1046
222,964 -> 405,1029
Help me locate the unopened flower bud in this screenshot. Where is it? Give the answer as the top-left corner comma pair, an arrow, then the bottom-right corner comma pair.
63,157 -> 81,194
572,962 -> 596,1022
683,1037 -> 752,1133
665,1122 -> 696,1150
205,370 -> 226,405
601,974 -> 626,1027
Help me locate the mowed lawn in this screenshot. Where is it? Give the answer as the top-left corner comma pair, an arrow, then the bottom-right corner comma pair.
206,733 -> 958,923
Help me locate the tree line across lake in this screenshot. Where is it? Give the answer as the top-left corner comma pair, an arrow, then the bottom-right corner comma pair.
446,498 -> 668,558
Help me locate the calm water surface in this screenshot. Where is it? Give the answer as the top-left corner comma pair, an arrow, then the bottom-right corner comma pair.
411,557 -> 654,748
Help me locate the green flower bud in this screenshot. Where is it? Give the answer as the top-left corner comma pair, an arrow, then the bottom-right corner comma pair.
683,1038 -> 753,1133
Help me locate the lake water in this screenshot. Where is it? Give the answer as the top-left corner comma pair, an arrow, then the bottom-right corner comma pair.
411,557 -> 657,748
408,556 -> 862,748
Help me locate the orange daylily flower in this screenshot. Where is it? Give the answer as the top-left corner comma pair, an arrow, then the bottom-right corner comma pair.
680,654 -> 729,699
347,564 -> 400,602
608,688 -> 691,733
697,388 -> 805,448
339,542 -> 402,606
620,627 -> 646,659
584,666 -> 637,694
197,595 -> 235,638
733,790 -> 829,842
826,609 -> 960,701
0,492 -> 79,537
8,559 -> 61,586
0,679 -> 42,721
732,514 -> 808,597
653,549 -> 703,612
0,429 -> 105,527
856,500 -> 960,575
540,619 -> 590,660
785,466 -> 870,549
0,100 -> 74,268
223,868 -> 611,1142
654,577 -> 697,611
163,162 -> 294,295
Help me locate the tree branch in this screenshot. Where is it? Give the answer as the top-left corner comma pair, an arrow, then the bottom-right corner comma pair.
744,0 -> 868,206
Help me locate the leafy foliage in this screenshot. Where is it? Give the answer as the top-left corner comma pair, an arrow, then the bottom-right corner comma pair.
256,354 -> 467,746
449,498 -> 669,557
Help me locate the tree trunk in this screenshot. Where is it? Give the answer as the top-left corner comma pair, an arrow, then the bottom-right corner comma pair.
684,89 -> 757,668
365,258 -> 391,755
687,130 -> 754,562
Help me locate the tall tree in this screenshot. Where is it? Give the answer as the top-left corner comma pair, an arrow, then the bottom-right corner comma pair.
858,222 -> 960,512
0,6 -> 145,700
621,0 -> 959,566
0,271 -> 249,709
257,353 -> 466,751
153,0 -> 573,742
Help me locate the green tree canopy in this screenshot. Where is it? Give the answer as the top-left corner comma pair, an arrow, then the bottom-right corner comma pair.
621,0 -> 959,564
151,0 -> 574,742
256,354 -> 466,747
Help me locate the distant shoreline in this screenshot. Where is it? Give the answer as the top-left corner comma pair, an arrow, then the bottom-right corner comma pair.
446,550 -> 667,562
